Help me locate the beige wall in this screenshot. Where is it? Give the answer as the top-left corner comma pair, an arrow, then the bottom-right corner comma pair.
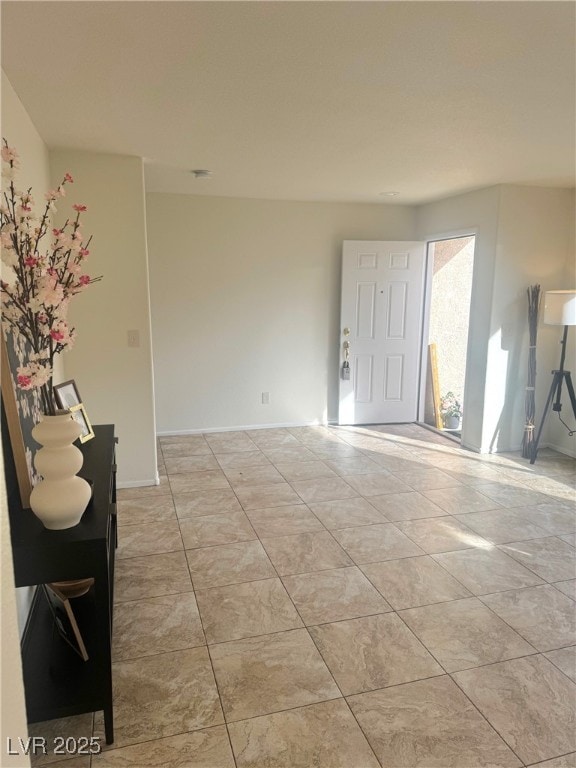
146,194 -> 416,432
50,150 -> 157,486
416,186 -> 502,451
1,84 -> 159,757
549,212 -> 576,457
417,184 -> 575,453
494,185 -> 575,455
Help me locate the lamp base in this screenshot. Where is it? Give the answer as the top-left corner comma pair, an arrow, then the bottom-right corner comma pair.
531,368 -> 576,464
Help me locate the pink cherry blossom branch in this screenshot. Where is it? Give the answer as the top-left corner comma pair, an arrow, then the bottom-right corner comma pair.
1,140 -> 102,414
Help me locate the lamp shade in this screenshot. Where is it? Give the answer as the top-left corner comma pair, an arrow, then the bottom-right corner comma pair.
543,290 -> 576,326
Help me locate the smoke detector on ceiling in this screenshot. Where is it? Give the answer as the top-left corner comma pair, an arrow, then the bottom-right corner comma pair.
190,169 -> 213,179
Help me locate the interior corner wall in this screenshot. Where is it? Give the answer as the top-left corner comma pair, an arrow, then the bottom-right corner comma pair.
1,71 -> 50,218
549,191 -> 576,456
490,186 -> 574,455
416,186 -> 502,452
417,184 -> 575,455
49,150 -> 157,486
146,194 -> 416,433
1,71 -> 37,764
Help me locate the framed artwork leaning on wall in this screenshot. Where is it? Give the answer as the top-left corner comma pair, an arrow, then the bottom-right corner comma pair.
54,379 -> 82,410
69,403 -> 95,444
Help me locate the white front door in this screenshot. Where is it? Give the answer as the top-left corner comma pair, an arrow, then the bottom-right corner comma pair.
338,240 -> 426,425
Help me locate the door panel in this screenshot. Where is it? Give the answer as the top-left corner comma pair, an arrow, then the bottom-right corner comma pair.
387,282 -> 407,339
356,283 -> 376,338
339,240 -> 426,425
354,355 -> 373,403
385,354 -> 404,401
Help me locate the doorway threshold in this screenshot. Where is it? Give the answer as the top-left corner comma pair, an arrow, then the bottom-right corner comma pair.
417,421 -> 461,444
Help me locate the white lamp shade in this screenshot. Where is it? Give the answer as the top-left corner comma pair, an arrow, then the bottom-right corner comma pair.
543,290 -> 576,326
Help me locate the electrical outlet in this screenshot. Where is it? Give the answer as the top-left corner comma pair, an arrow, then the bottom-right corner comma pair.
127,330 -> 140,348
261,391 -> 270,405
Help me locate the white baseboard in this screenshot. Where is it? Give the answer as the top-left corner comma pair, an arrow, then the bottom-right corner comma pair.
157,420 -> 328,437
475,441 -> 574,458
542,441 -> 576,459
493,443 -> 524,454
117,472 -> 160,490
460,441 -> 481,453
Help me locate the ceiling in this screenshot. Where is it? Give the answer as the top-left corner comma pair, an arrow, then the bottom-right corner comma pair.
2,1 -> 575,205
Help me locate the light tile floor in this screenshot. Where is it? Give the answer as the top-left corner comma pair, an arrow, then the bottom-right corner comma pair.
30,424 -> 576,767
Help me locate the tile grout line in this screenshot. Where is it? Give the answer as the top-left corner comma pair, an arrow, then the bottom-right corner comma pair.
126,444 -> 574,640
168,442 -> 240,768
475,586 -> 576,655
110,427 -> 574,763
197,442 -> 349,765
193,428 -> 384,758
539,646 -> 576,686
447,668 -> 528,766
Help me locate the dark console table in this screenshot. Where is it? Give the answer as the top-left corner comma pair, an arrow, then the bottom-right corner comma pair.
9,425 -> 117,744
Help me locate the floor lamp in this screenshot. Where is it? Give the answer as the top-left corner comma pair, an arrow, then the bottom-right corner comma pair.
530,289 -> 576,464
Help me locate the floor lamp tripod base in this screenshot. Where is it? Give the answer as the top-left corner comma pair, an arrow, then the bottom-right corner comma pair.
531,293 -> 576,464
530,368 -> 576,464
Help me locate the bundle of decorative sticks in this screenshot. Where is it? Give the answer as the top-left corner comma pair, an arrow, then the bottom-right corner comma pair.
522,284 -> 541,459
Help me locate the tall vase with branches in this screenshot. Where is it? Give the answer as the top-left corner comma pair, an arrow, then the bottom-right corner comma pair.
0,141 -> 101,415
522,284 -> 541,458
1,141 -> 102,528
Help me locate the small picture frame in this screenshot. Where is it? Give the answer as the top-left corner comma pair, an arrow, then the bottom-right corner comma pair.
53,379 -> 82,411
69,403 -> 95,443
43,583 -> 89,661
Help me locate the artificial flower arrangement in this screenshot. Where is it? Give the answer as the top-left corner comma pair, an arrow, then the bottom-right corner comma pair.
440,391 -> 462,419
0,140 -> 101,415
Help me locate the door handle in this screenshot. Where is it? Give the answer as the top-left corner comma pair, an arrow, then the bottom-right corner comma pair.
343,328 -> 351,361
341,340 -> 351,380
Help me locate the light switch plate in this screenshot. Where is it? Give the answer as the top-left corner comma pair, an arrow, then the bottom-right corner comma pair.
127,330 -> 140,347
